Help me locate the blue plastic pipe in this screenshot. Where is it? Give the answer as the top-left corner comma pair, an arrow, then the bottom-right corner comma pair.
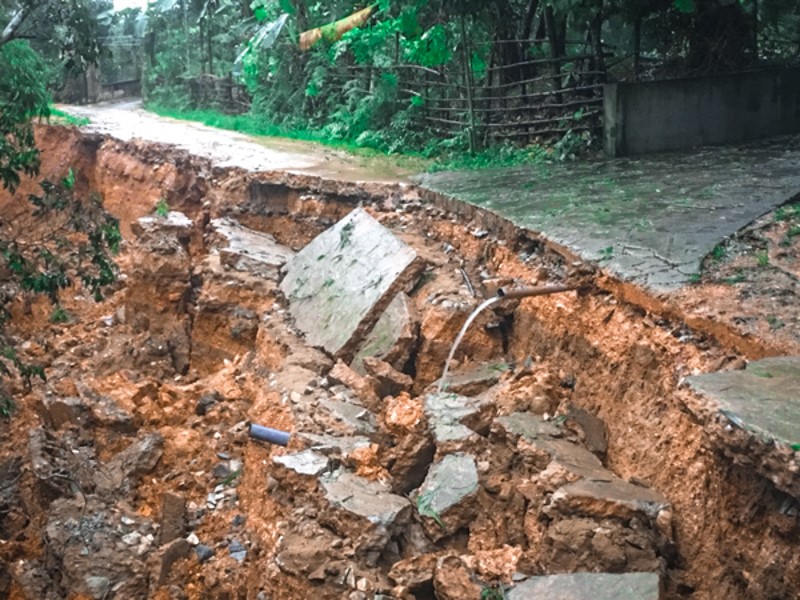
248,423 -> 291,446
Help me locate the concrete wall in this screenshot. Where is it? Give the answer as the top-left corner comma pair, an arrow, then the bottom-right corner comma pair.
604,68 -> 800,156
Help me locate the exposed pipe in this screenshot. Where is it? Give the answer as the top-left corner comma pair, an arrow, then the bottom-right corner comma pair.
496,283 -> 581,300
248,423 -> 291,446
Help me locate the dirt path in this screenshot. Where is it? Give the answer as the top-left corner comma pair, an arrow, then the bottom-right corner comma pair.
59,101 -> 418,183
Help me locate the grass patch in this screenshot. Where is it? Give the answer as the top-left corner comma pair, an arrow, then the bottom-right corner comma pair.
428,143 -> 552,172
48,107 -> 90,127
766,314 -> 784,330
49,305 -> 70,324
782,224 -> 800,246
775,203 -> 800,222
710,244 -> 726,261
145,104 -> 581,174
756,251 -> 769,268
598,245 -> 614,262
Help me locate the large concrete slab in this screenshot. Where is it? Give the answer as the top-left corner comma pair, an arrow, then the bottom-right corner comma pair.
281,208 -> 423,360
686,356 -> 800,447
508,572 -> 660,600
418,136 -> 800,292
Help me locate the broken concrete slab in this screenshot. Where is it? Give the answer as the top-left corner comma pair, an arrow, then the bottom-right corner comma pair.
686,356 -> 800,448
494,412 -> 606,478
319,469 -> 411,558
508,572 -> 660,600
132,211 -> 193,239
494,412 -> 562,440
159,492 -> 186,546
318,397 -> 377,435
685,356 -> 800,496
362,357 -> 414,398
208,217 -> 294,279
296,433 -> 372,462
95,433 -> 164,497
415,453 -> 479,541
548,478 -> 670,522
281,208 -> 423,361
351,292 -> 418,375
436,363 -> 504,396
273,450 -> 331,477
424,392 -> 495,451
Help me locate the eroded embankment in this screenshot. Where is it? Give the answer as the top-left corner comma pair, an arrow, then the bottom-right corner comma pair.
0,124 -> 798,600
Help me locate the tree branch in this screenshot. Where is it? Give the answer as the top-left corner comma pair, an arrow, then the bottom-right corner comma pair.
1,7 -> 30,47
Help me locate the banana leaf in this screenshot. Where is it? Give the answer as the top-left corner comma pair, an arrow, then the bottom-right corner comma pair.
299,5 -> 375,51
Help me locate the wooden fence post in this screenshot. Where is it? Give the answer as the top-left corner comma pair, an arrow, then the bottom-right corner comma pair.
460,13 -> 477,154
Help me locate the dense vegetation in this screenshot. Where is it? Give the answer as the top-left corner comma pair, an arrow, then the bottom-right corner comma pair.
126,0 -> 800,157
0,0 -> 121,415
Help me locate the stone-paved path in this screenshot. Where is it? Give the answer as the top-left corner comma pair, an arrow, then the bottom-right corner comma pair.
418,137 -> 800,292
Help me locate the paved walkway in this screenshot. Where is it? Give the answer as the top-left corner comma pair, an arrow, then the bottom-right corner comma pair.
61,102 -> 800,292
419,138 -> 800,292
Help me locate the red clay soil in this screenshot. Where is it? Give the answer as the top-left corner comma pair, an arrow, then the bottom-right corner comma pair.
0,125 -> 797,600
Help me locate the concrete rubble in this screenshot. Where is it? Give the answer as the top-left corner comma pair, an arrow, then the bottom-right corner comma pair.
280,208 -> 424,360
11,194 -> 765,600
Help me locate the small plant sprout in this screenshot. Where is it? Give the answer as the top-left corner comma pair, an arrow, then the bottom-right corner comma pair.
598,246 -> 614,262
756,251 -> 769,268
49,305 -> 70,323
155,198 -> 169,217
481,584 -> 508,600
710,244 -> 726,261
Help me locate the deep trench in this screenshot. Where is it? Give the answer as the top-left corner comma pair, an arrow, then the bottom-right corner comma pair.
0,125 -> 798,600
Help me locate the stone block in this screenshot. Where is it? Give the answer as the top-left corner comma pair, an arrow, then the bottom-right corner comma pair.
686,356 -> 800,447
320,469 -> 410,557
351,292 -> 418,374
209,217 -> 293,279
415,453 -> 479,541
424,392 -> 495,451
281,208 -> 423,361
508,572 -> 660,600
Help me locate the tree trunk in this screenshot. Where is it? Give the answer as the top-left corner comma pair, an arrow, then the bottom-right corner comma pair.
589,0 -> 605,83
633,16 -> 641,81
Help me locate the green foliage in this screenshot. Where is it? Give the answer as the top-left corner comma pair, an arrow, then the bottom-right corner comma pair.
0,40 -> 51,192
710,244 -> 726,261
154,198 -> 170,217
766,314 -> 784,329
49,305 -> 70,323
481,585 -> 508,600
0,0 -> 119,420
49,107 -> 91,127
756,251 -> 769,268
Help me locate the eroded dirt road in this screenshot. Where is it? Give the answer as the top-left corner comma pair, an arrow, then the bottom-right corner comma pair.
0,119 -> 799,600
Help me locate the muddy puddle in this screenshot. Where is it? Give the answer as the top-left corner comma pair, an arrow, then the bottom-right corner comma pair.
0,125 -> 799,600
